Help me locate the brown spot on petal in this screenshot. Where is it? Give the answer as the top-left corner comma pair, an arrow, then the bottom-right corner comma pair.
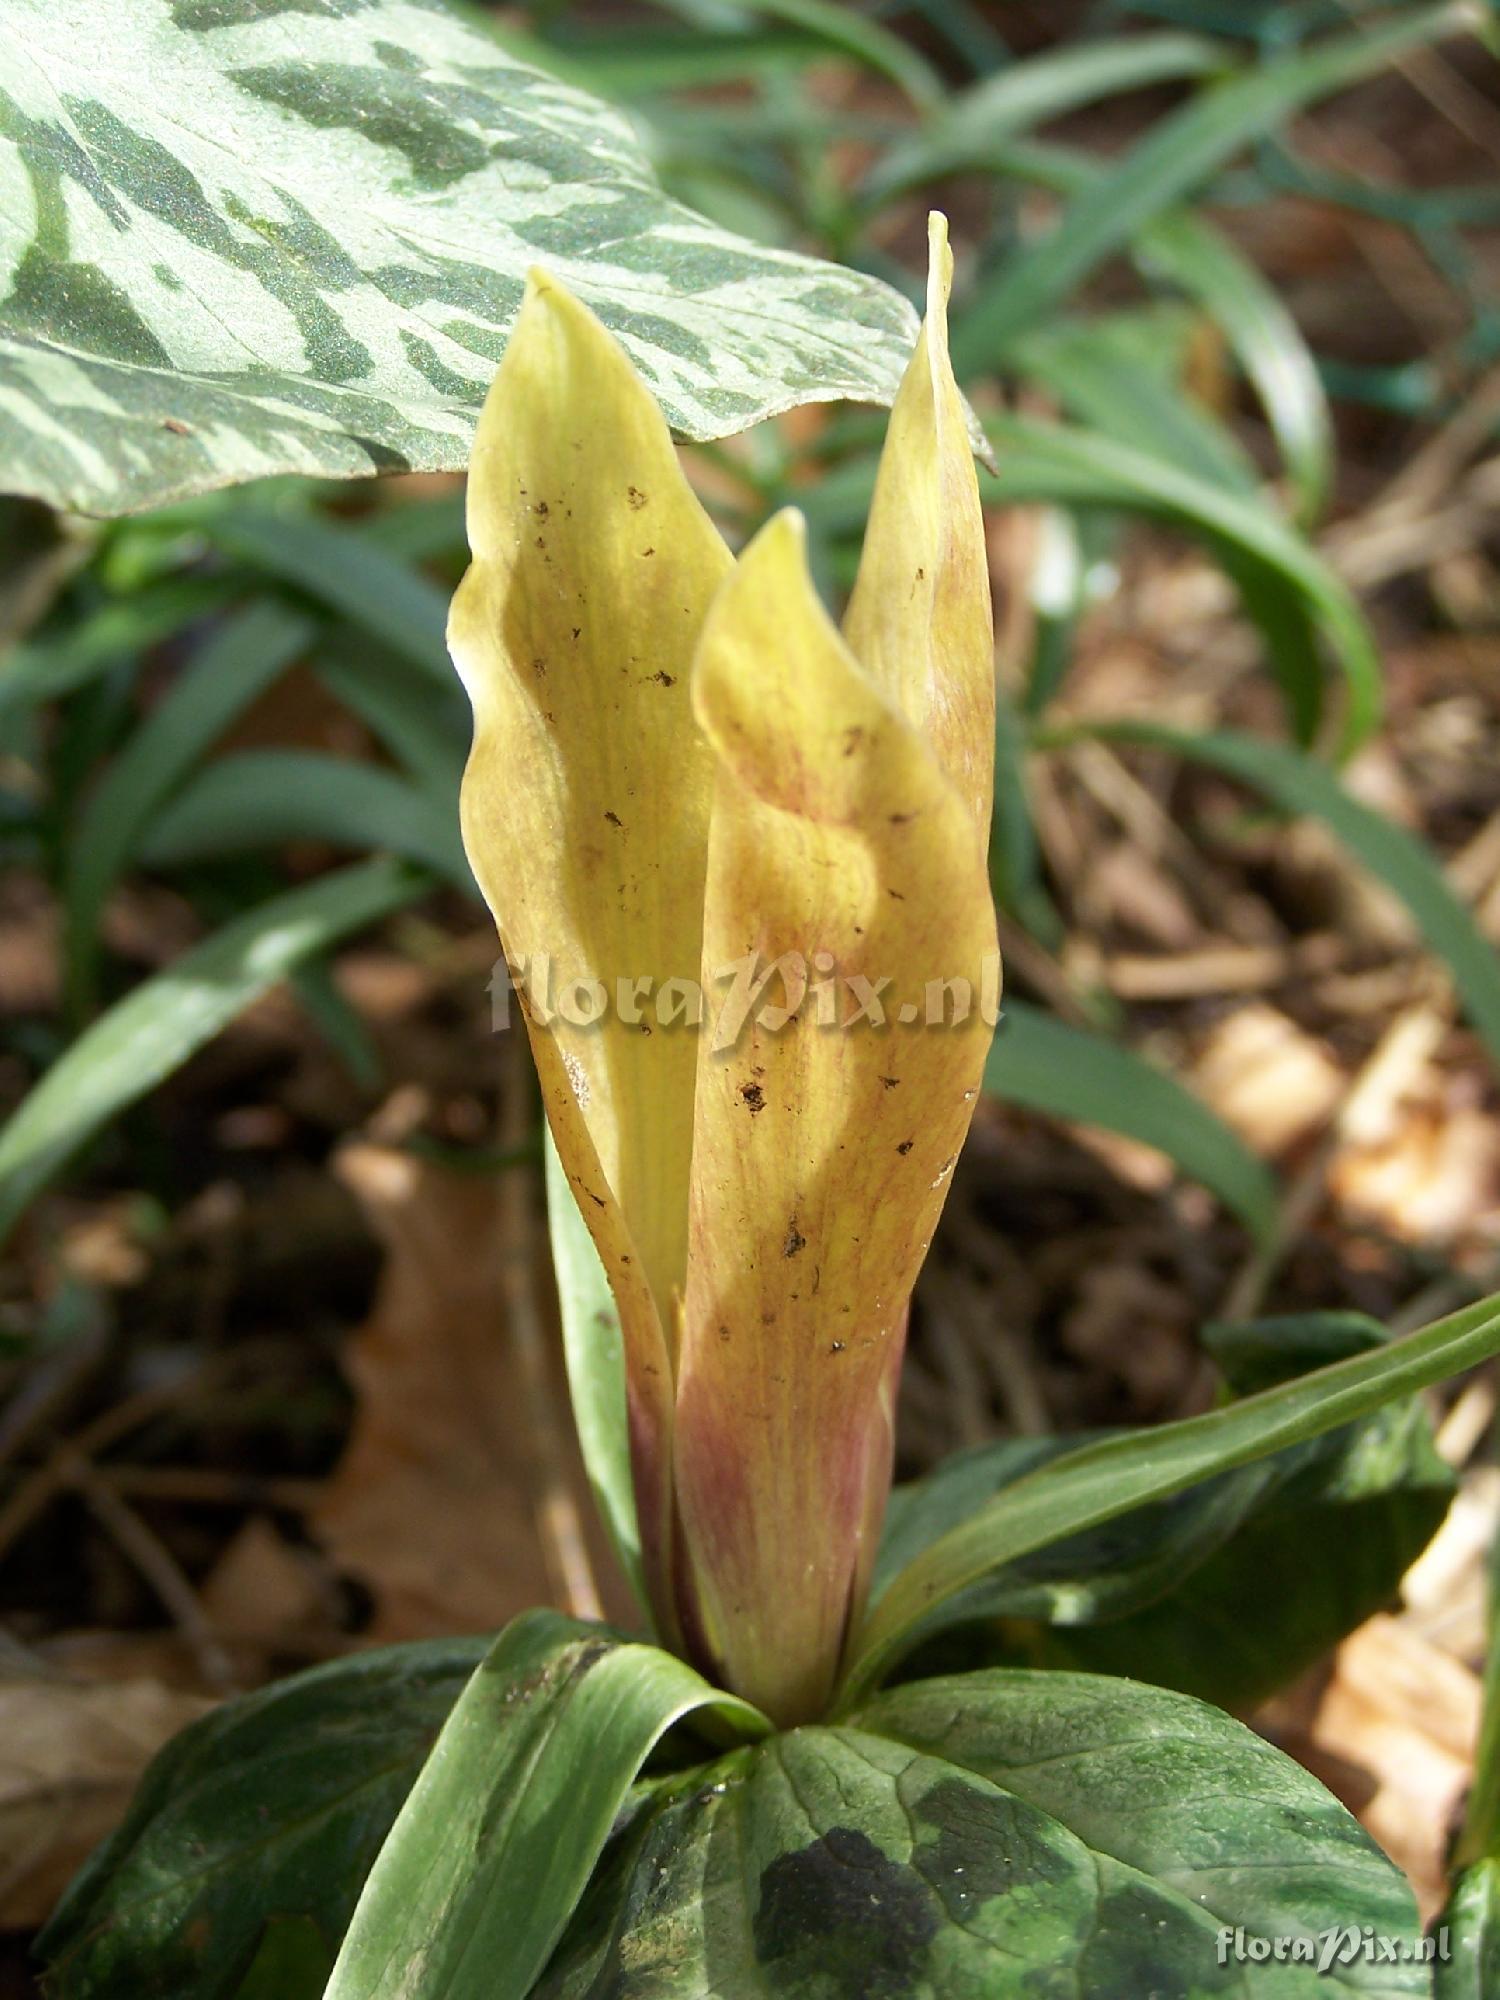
783,1219 -> 806,1259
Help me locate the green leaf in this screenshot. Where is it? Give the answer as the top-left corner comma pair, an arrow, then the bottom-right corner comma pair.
0,0 -> 925,518
545,1125 -> 644,1612
867,31 -> 1225,198
230,1919 -> 335,2000
137,747 -> 473,887
1141,208 -> 1334,525
713,0 -> 943,109
953,4 -> 1478,368
1029,1317 -> 1454,1706
984,414 -> 1383,751
943,132 -> 1335,524
987,1000 -> 1279,1246
204,510 -> 454,686
841,1286 -> 1500,1704
0,855 -> 427,1248
326,1610 -> 766,2000
0,577 -> 239,715
64,601 -> 315,1011
1008,312 -> 1259,496
1454,1502 -> 1500,1869
542,1670 -> 1425,1997
871,1313 -> 1453,1710
38,1635 -> 488,2000
1434,1859 -> 1500,1998
1059,722 -> 1500,1071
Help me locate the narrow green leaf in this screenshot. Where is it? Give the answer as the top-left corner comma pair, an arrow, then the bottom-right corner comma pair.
722,0 -> 943,108
841,1286 -> 1500,1704
1435,1859 -> 1500,1998
1142,208 -> 1334,524
1007,313 -> 1259,497
1061,722 -> 1500,1072
1454,1516 -> 1500,1869
0,857 -> 427,1248
205,512 -> 452,685
984,415 -> 1383,750
954,4 -> 1478,367
871,1313 -> 1452,1710
311,644 -> 468,801
0,578 -> 239,714
137,748 -> 472,888
867,31 -> 1224,197
326,1611 -> 766,2000
945,131 -> 1335,523
545,1127 -> 644,1610
0,0 -> 925,515
65,602 -> 314,1011
987,1000 -> 1278,1245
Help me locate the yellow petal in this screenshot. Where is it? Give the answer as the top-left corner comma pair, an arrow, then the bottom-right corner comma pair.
448,270 -> 734,1624
842,212 -> 994,847
672,508 -> 999,1724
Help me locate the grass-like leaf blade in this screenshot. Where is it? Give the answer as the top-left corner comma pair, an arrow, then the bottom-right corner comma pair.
326,1611 -> 766,2000
841,1286 -> 1500,1703
0,856 -> 427,1249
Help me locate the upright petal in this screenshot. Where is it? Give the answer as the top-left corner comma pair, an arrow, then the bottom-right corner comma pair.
449,271 -> 734,1629
673,510 -> 998,1724
842,213 -> 994,847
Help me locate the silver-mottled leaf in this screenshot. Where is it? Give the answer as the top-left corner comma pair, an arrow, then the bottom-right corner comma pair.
0,0 -> 920,515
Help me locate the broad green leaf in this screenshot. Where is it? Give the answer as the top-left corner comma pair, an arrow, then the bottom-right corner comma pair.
326,1611 -> 767,2000
987,1000 -> 1278,1245
871,1313 -> 1452,1709
38,1636 -> 488,2000
0,0 -> 925,517
0,855 -> 427,1248
1060,722 -> 1500,1071
545,1126 -> 644,1612
541,1670 -> 1424,1997
841,1286 -> 1500,1704
1434,1860 -> 1500,1998
137,747 -> 473,886
65,601 -> 315,1011
953,5 -> 1477,368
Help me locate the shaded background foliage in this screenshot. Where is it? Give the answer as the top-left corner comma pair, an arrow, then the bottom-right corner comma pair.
3,0 -> 1500,1992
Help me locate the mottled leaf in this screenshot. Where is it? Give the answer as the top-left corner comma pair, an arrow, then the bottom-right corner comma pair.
539,1670 -> 1427,1997
0,0 -> 923,515
871,1313 -> 1453,1709
37,1636 -> 488,2000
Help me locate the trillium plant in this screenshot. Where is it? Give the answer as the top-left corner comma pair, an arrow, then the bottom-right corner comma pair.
41,219 -> 1500,2000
